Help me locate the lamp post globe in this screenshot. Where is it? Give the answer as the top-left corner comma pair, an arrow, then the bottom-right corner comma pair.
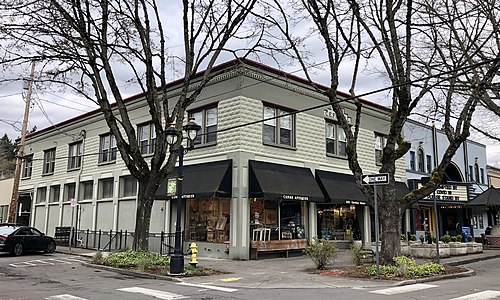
167,118 -> 200,275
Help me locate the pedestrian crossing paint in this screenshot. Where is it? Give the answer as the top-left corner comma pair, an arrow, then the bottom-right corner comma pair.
46,295 -> 89,300
370,283 -> 438,295
9,257 -> 85,268
177,282 -> 238,292
117,287 -> 188,299
450,290 -> 500,300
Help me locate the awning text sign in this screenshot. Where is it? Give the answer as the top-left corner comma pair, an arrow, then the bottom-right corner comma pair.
362,173 -> 389,185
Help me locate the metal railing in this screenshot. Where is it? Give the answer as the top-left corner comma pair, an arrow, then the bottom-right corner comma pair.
56,228 -> 177,255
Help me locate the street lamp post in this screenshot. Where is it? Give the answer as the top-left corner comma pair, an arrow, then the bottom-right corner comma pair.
166,118 -> 201,275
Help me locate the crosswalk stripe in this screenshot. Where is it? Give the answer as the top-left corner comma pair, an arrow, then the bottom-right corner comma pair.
370,283 -> 437,295
176,282 -> 238,293
46,294 -> 89,300
117,287 -> 188,299
450,290 -> 500,300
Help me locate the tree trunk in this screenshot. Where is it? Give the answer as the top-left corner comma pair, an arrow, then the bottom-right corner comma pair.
379,195 -> 402,264
133,180 -> 156,251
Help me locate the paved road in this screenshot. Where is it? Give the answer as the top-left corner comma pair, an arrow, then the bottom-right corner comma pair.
2,252 -> 500,300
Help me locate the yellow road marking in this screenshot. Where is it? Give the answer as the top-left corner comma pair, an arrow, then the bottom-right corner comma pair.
220,277 -> 241,282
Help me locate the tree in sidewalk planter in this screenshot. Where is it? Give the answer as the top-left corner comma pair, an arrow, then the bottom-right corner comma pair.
0,0 -> 259,251
0,134 -> 16,178
303,237 -> 338,270
260,0 -> 500,264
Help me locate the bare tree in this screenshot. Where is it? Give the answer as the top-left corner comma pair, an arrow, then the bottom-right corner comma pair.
0,0 -> 257,250
264,0 -> 500,263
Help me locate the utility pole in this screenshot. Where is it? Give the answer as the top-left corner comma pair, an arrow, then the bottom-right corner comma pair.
8,60 -> 36,223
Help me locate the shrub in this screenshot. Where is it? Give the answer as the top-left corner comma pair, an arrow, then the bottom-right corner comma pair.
91,251 -> 104,264
303,237 -> 338,270
467,235 -> 473,242
350,243 -> 363,266
441,234 -> 451,243
102,249 -> 169,268
400,234 -> 406,241
419,235 -> 425,243
456,234 -> 463,242
365,256 -> 444,278
410,234 -> 417,241
450,236 -> 457,242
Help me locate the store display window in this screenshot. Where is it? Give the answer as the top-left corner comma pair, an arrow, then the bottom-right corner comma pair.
185,198 -> 230,243
317,205 -> 357,240
249,199 -> 307,241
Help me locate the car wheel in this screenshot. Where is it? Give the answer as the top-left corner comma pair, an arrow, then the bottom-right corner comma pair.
13,243 -> 23,256
45,241 -> 56,253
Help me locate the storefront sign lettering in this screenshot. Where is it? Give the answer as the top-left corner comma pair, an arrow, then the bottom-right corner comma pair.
345,200 -> 366,205
282,195 -> 309,201
170,194 -> 196,199
419,183 -> 468,202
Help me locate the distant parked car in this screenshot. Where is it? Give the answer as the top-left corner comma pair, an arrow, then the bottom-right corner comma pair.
0,225 -> 56,256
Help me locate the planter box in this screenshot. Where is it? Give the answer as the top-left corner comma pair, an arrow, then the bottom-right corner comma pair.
400,244 -> 411,256
410,243 -> 450,258
449,243 -> 468,256
466,242 -> 483,254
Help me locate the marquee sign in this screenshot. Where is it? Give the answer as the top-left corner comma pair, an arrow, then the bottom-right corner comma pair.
419,183 -> 468,202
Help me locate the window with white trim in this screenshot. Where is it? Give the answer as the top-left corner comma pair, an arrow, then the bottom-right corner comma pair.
409,151 -> 416,171
426,155 -> 432,173
22,155 -> 33,178
99,134 -> 117,163
68,142 -> 83,170
49,185 -> 60,203
374,134 -> 387,165
263,106 -> 294,147
138,123 -> 156,154
79,180 -> 94,200
326,122 -> 346,157
36,187 -> 47,204
98,178 -> 114,199
190,107 -> 218,145
63,183 -> 76,202
43,148 -> 56,175
417,148 -> 425,172
119,176 -> 137,198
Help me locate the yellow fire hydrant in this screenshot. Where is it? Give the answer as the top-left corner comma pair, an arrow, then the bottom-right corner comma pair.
189,242 -> 198,267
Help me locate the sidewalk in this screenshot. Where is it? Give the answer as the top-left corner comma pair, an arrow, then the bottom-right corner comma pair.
55,246 -> 500,289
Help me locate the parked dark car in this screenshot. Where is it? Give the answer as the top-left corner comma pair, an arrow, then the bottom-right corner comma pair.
0,225 -> 56,256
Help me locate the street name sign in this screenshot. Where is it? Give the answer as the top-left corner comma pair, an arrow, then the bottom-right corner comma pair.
362,173 -> 389,185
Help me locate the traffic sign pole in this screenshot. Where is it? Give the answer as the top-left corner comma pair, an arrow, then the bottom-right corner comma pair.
374,185 -> 380,279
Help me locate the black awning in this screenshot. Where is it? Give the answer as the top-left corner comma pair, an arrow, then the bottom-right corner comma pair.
248,160 -> 324,202
155,159 -> 232,200
315,170 -> 368,205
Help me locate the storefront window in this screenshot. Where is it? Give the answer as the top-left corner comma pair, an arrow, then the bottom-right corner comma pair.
249,199 -> 307,241
185,198 -> 230,243
317,205 -> 357,240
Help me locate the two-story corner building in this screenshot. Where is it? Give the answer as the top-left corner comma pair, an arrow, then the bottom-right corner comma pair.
403,119 -> 489,239
0,178 -> 14,222
17,59 -> 406,260
487,165 -> 500,188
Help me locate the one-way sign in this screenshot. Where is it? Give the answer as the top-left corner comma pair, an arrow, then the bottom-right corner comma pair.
362,173 -> 389,185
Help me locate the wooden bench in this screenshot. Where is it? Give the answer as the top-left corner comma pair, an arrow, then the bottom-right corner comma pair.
251,239 -> 308,260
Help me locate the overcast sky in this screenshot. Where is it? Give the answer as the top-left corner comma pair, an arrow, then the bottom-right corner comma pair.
1,1 -> 499,168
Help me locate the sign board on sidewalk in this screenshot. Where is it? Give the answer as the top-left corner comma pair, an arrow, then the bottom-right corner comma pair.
362,173 -> 389,185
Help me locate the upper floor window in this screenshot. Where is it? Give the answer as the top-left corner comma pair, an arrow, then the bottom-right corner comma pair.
469,165 -> 474,181
49,185 -> 60,203
190,107 -> 217,145
325,122 -> 346,157
63,183 -> 76,202
43,148 -> 56,175
263,106 -> 295,147
22,155 -> 33,178
480,168 -> 485,184
409,151 -> 416,171
426,155 -> 432,173
417,148 -> 425,172
138,123 -> 156,155
119,176 -> 137,198
98,178 -> 114,199
79,180 -> 94,200
36,187 -> 47,204
374,134 -> 386,165
68,142 -> 83,170
99,134 -> 117,163
474,162 -> 480,182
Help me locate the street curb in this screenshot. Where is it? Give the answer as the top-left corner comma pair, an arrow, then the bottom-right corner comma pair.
393,268 -> 475,286
84,262 -> 184,282
443,254 -> 500,266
